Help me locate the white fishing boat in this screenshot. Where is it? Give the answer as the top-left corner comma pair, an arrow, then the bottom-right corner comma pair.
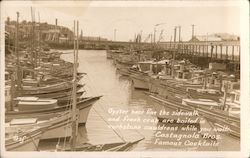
14,97 -> 58,111
222,90 -> 240,118
6,111 -> 77,140
182,98 -> 220,109
5,96 -> 101,124
130,61 -> 153,90
148,93 -> 200,125
187,88 -> 223,102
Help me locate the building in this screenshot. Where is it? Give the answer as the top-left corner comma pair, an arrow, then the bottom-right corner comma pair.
189,33 -> 239,42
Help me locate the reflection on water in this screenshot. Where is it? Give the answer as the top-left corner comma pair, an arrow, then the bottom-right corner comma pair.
60,50 -> 239,151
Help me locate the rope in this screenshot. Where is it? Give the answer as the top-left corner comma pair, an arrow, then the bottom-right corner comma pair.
92,107 -> 126,142
26,131 -> 39,151
75,52 -> 145,142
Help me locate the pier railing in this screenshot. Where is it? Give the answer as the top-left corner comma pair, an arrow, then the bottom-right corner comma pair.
158,41 -> 240,63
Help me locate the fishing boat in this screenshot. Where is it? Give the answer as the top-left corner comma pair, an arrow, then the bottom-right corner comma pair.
225,90 -> 240,118
5,96 -> 101,124
109,49 -> 124,61
13,97 -> 58,111
148,92 -> 200,125
6,111 -> 76,140
21,82 -> 85,95
116,67 -> 132,76
22,72 -> 84,86
187,88 -> 223,102
106,49 -> 114,59
24,85 -> 84,99
129,61 -> 153,90
182,98 -> 221,109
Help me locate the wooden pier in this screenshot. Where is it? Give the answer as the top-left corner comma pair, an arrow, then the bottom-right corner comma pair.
158,41 -> 240,73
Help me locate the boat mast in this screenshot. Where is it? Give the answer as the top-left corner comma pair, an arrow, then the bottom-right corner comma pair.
70,20 -> 78,150
222,80 -> 228,110
38,12 -> 41,67
15,12 -> 22,96
30,7 -> 35,78
171,26 -> 177,78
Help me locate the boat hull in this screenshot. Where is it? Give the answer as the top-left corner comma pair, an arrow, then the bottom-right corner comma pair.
132,77 -> 149,90
5,96 -> 101,123
149,94 -> 200,125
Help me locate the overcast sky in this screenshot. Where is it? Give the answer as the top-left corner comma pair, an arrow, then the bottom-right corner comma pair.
2,1 -> 241,41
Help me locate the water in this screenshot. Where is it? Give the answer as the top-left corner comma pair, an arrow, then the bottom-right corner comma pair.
60,50 -> 240,151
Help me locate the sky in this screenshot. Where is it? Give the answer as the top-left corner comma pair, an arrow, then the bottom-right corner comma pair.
2,1 -> 241,42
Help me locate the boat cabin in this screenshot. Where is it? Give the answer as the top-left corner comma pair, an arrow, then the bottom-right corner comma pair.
221,80 -> 240,92
229,90 -> 240,104
150,60 -> 169,74
14,97 -> 58,111
190,70 -> 204,84
136,61 -> 153,72
174,69 -> 192,80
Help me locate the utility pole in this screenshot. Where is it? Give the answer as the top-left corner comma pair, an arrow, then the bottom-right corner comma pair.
191,24 -> 195,39
178,25 -> 181,42
174,26 -> 177,43
150,33 -> 153,44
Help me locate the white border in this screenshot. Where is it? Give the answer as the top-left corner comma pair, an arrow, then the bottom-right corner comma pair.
1,1 -> 249,158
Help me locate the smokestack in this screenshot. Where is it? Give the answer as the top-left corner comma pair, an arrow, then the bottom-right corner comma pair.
55,18 -> 58,26
7,17 -> 10,25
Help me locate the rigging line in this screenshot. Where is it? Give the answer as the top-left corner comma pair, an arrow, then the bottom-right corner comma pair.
92,106 -> 126,143
94,99 -> 145,142
63,96 -> 74,149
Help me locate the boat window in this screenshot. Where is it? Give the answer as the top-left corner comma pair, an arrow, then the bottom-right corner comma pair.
235,95 -> 240,101
179,72 -> 183,79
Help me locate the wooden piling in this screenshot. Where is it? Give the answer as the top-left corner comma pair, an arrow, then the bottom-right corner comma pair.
198,45 -> 201,57
215,45 -> 218,59
203,45 -> 205,57
232,45 -> 234,61
225,45 -> 228,60
220,45 -> 223,59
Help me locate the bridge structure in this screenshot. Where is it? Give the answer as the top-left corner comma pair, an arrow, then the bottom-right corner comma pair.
76,40 -> 240,61
48,39 -> 240,71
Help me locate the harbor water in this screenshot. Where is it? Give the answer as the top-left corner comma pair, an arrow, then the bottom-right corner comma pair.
56,49 -> 240,151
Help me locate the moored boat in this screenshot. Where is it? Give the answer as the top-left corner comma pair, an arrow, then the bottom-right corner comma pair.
5,96 -> 101,124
